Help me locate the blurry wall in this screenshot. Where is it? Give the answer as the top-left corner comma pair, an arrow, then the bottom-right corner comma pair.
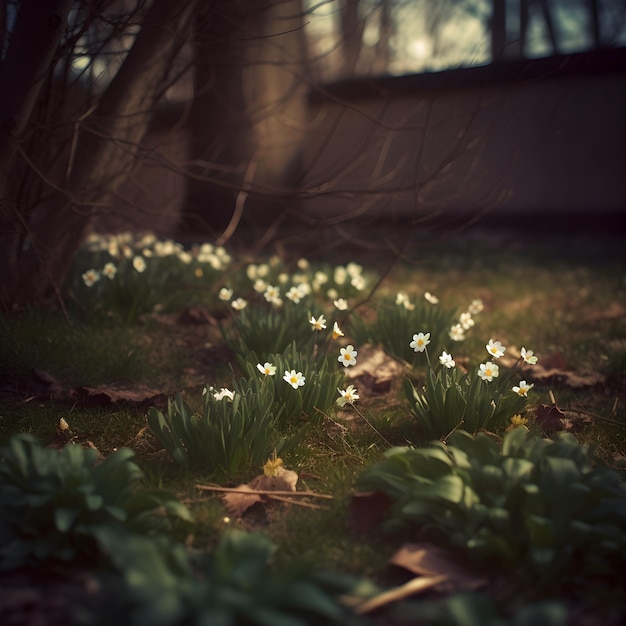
301,49 -> 626,223
110,48 -> 626,234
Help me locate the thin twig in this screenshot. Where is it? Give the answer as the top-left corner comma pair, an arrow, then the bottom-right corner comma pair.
194,484 -> 333,498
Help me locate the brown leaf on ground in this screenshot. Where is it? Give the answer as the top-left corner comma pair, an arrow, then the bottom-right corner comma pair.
353,575 -> 448,615
389,543 -> 487,593
348,490 -> 393,533
223,467 -> 299,517
345,344 -> 406,394
176,306 -> 218,326
77,384 -> 167,406
501,349 -> 605,389
533,404 -> 566,434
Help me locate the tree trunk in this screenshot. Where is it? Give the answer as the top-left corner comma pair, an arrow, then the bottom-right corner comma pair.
0,0 -> 74,282
180,0 -> 308,239
490,0 -> 507,62
0,0 -> 199,308
339,0 -> 365,77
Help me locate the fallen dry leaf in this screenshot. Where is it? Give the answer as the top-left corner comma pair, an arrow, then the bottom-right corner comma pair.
222,467 -> 299,517
353,575 -> 447,615
345,344 -> 405,393
533,404 -> 566,434
78,384 -> 168,406
389,543 -> 487,593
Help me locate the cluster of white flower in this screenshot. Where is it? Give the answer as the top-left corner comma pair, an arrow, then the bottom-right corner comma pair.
408,328 -> 538,396
449,299 -> 484,342
80,232 -> 231,287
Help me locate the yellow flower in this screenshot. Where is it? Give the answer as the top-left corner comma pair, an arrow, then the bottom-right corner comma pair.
506,414 -> 529,432
263,455 -> 284,477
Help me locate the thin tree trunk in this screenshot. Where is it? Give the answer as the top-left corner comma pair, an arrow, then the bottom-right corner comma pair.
1,0 -> 199,307
491,0 -> 506,62
0,0 -> 74,279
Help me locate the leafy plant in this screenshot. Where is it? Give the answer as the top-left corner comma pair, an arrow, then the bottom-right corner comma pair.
85,530 -> 366,626
404,358 -> 529,438
0,434 -> 191,571
356,428 -> 626,588
239,341 -> 345,421
349,298 -> 457,365
148,386 -> 285,476
222,298 -> 321,356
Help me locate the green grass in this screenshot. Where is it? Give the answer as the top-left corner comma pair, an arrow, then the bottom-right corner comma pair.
1,229 -> 625,624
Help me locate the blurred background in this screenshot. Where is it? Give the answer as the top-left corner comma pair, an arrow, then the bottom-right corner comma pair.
1,0 -> 625,305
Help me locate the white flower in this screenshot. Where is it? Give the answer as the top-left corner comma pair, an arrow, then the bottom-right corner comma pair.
213,387 -> 234,401
459,312 -> 474,330
264,285 -> 280,302
256,263 -> 269,277
332,321 -> 344,339
309,314 -> 327,331
468,299 -> 484,314
512,380 -> 534,396
246,264 -> 258,280
486,339 -> 506,359
283,369 -> 305,389
337,384 -> 360,407
132,256 -> 146,273
396,292 -> 415,310
297,258 -> 310,270
395,292 -> 409,306
409,332 -> 431,353
338,344 -> 358,367
333,298 -> 349,311
334,266 -> 347,285
449,324 -> 465,341
231,298 -> 248,310
286,286 -> 302,303
351,275 -> 366,291
327,288 -> 338,300
313,271 -> 328,286
520,347 -> 538,365
253,278 -> 267,293
257,362 -> 277,376
439,351 -> 455,369
102,262 -> 117,279
178,251 -> 192,264
424,291 -> 439,304
478,362 -> 500,382
297,282 -> 311,297
219,287 -> 233,301
81,269 -> 100,287
346,262 -> 363,278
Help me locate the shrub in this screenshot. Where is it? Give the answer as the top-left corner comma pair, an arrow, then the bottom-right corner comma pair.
356,428 -> 626,588
0,434 -> 191,571
404,359 -> 529,438
239,341 -> 345,421
148,387 -> 284,476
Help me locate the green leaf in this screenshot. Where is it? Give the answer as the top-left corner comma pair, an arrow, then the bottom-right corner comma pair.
54,507 -> 79,532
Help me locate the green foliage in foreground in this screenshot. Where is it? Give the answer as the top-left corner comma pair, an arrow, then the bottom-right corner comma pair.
357,428 -> 626,588
0,434 -> 191,571
80,529 -> 366,626
148,387 -> 285,475
404,360 -> 529,438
